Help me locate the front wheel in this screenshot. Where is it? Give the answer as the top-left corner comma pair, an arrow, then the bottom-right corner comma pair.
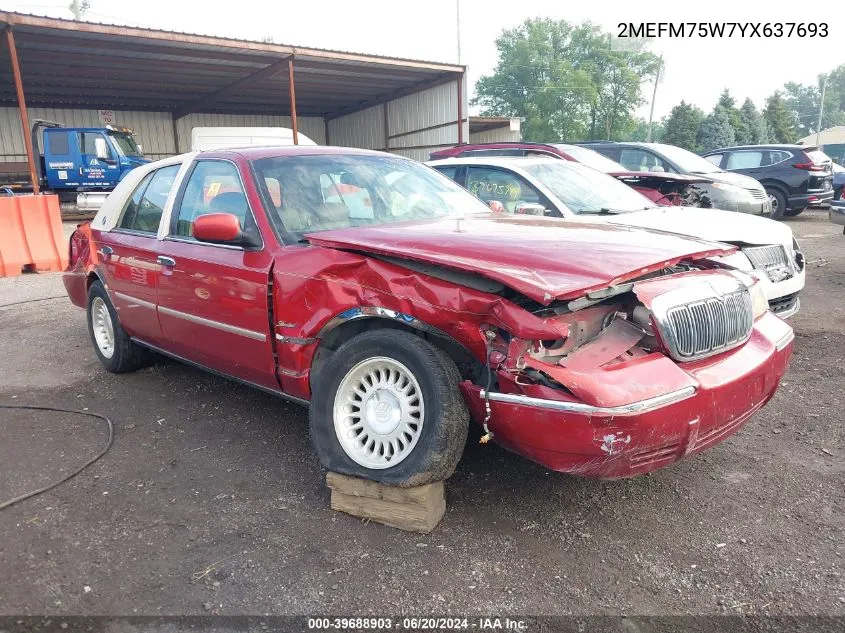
309,329 -> 469,486
766,188 -> 787,220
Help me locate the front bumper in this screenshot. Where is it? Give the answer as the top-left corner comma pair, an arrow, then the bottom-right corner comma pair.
830,201 -> 845,228
460,312 -> 793,478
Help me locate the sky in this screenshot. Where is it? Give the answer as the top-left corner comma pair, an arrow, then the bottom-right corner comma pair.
3,0 -> 843,120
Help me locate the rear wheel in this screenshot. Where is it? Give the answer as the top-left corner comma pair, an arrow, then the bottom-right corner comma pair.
86,281 -> 151,373
309,329 -> 469,486
783,207 -> 806,217
766,187 -> 787,220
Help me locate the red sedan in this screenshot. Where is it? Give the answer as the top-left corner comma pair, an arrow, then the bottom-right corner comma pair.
63,146 -> 794,485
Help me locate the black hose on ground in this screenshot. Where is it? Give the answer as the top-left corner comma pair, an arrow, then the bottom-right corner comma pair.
0,405 -> 114,510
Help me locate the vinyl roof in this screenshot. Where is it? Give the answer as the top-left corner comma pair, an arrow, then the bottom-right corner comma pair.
0,11 -> 464,119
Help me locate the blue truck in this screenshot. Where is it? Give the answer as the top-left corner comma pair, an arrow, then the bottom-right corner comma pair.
1,120 -> 149,212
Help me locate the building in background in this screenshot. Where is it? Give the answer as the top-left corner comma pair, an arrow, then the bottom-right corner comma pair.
0,11 -> 468,180
798,126 -> 845,165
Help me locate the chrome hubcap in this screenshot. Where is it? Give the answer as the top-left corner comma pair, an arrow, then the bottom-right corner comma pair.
333,357 -> 424,469
91,296 -> 115,359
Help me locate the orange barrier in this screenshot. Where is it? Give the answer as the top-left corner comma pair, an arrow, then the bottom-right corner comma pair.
0,194 -> 68,277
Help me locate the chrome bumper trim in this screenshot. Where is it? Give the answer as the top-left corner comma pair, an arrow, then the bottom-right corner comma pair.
775,329 -> 795,352
478,386 -> 697,416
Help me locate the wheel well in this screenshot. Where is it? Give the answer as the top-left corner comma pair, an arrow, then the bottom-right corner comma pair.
311,317 -> 478,382
86,271 -> 104,291
761,181 -> 787,196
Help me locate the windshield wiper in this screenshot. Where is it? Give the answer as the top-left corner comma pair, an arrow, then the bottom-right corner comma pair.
578,207 -> 629,215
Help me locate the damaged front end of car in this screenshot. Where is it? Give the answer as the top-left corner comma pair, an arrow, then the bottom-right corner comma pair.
460,267 -> 793,478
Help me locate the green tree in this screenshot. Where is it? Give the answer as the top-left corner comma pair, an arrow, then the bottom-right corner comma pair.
784,81 -> 821,137
739,98 -> 769,144
472,19 -> 659,141
717,89 -> 750,144
764,91 -> 797,143
628,117 -> 664,142
661,101 -> 704,151
697,105 -> 736,151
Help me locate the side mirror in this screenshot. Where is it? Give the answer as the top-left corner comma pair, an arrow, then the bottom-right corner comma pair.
94,137 -> 112,161
192,212 -> 259,247
650,165 -> 665,173
514,202 -> 546,216
136,144 -> 143,154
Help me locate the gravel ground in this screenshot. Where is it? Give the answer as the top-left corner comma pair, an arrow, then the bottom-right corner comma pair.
0,210 -> 842,618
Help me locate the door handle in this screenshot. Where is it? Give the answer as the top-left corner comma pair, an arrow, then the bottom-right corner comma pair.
157,256 -> 176,267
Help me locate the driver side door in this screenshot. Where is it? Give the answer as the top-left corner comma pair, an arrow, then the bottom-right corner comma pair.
155,158 -> 278,391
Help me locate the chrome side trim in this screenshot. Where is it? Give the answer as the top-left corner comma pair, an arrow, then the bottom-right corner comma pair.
775,329 -> 795,352
158,305 -> 267,341
113,291 -> 156,310
478,386 -> 697,416
163,236 -> 245,251
275,334 -> 317,345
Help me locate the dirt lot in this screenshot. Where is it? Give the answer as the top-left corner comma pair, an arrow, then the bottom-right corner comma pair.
0,210 -> 843,618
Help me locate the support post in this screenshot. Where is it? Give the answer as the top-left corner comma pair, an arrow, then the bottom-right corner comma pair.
456,73 -> 464,145
6,27 -> 40,194
288,57 -> 299,145
383,102 -> 390,151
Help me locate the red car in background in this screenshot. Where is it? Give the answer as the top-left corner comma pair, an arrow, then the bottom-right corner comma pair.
430,142 -> 710,206
63,147 -> 793,486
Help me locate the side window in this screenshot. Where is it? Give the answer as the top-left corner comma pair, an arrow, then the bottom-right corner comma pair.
619,149 -> 669,172
726,151 -> 763,170
767,150 -> 791,165
465,167 -> 544,212
174,161 -> 248,237
47,131 -> 70,155
432,166 -> 459,182
704,153 -> 723,166
118,165 -> 179,233
118,172 -> 154,231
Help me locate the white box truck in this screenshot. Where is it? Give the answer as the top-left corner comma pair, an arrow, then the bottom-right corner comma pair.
190,127 -> 317,151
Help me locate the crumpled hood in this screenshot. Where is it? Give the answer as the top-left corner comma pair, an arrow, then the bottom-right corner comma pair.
305,213 -> 734,305
608,207 -> 794,248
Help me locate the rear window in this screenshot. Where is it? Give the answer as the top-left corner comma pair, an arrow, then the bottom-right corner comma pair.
805,149 -> 832,165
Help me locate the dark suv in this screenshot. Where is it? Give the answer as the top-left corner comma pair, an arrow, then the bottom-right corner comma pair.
702,145 -> 834,218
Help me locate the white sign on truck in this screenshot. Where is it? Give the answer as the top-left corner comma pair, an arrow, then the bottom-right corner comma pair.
190,127 -> 317,151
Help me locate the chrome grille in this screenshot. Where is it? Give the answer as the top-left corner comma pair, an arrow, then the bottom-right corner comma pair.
661,290 -> 754,361
744,187 -> 768,200
743,245 -> 794,282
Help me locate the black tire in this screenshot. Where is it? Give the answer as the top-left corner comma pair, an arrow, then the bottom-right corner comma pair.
86,281 -> 151,373
766,187 -> 787,220
309,329 -> 469,486
783,206 -> 806,217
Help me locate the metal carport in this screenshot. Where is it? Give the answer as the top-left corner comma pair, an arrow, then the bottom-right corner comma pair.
0,11 -> 467,193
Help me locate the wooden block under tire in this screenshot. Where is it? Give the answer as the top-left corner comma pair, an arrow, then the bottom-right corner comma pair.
326,472 -> 446,534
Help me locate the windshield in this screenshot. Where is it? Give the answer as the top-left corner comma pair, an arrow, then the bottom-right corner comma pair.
522,161 -> 656,214
251,154 -> 490,240
652,143 -> 722,174
109,132 -> 143,157
554,145 -> 625,172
